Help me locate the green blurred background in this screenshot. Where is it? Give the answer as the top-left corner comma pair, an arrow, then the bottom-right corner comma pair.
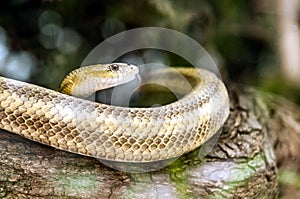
0,0 -> 299,103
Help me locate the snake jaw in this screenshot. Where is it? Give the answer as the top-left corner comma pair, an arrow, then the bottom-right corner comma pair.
59,63 -> 139,98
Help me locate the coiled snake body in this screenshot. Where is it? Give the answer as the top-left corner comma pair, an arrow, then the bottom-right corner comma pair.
0,63 -> 229,163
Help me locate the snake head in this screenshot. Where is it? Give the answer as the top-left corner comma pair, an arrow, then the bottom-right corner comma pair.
60,63 -> 139,98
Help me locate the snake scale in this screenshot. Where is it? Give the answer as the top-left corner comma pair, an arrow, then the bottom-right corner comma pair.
0,63 -> 229,163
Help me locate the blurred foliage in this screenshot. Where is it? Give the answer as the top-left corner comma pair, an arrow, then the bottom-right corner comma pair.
0,0 -> 299,103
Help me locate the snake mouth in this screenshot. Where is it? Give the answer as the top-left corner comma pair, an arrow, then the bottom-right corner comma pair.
109,73 -> 140,89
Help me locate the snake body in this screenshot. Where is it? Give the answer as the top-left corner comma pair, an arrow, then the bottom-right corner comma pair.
0,64 -> 229,163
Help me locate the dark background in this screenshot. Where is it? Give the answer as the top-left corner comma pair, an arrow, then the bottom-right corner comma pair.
0,0 -> 299,102
1,0 -> 300,196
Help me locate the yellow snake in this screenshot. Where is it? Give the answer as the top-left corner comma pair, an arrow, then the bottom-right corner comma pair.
0,63 -> 229,163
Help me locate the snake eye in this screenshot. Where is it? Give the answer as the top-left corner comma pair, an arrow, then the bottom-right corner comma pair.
109,64 -> 119,71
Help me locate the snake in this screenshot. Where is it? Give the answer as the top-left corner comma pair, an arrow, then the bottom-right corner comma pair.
0,63 -> 230,163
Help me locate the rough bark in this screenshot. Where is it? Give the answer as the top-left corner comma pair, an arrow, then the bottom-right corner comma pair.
0,85 -> 299,198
